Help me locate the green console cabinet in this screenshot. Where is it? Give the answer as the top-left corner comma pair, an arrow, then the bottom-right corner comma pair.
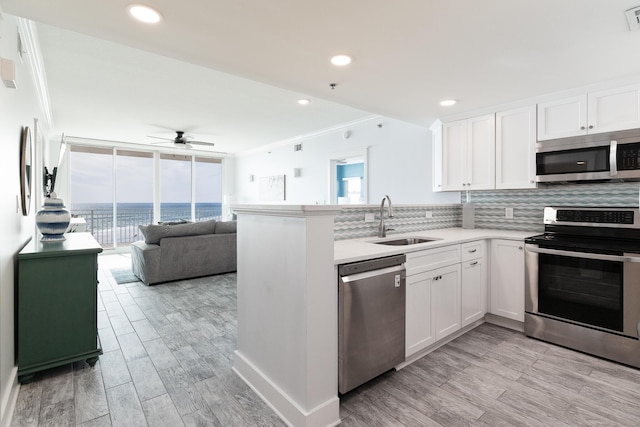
17,232 -> 103,383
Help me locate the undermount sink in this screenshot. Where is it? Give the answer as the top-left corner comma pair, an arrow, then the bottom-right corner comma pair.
373,237 -> 440,246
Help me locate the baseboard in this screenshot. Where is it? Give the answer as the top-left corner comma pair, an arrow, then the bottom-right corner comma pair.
485,313 -> 524,332
0,367 -> 19,427
233,351 -> 340,427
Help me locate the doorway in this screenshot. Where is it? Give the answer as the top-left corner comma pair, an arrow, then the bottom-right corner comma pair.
329,148 -> 368,205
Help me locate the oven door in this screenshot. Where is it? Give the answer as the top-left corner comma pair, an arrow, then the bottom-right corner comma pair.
525,243 -> 640,338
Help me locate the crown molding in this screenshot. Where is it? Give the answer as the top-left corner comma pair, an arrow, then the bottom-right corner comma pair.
17,18 -> 54,129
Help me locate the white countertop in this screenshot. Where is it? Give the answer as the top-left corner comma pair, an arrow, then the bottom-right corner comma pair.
334,227 -> 539,264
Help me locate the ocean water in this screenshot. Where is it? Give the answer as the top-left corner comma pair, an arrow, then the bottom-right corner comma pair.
70,202 -> 223,245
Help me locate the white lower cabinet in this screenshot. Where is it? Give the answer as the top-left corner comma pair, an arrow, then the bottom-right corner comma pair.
405,244 -> 463,358
431,264 -> 462,341
405,272 -> 434,356
489,239 -> 525,322
460,241 -> 487,327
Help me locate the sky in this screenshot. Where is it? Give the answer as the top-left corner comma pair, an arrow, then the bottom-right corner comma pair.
70,150 -> 222,204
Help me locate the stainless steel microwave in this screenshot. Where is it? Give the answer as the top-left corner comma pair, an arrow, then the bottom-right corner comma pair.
536,128 -> 640,183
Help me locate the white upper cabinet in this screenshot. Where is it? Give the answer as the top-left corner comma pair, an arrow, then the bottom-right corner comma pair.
538,84 -> 640,140
430,120 -> 443,192
442,114 -> 495,191
588,85 -> 640,134
495,106 -> 536,189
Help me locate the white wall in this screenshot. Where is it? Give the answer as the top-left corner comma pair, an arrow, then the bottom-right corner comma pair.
234,117 -> 459,205
0,15 -> 50,427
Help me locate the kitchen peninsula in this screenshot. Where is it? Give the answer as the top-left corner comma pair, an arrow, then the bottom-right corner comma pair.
233,204 -> 536,427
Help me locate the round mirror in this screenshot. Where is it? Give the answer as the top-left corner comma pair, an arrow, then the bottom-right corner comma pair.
20,126 -> 32,216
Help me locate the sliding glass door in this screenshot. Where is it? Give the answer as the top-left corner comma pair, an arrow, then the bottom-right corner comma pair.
116,150 -> 153,244
69,146 -> 114,247
194,157 -> 222,221
160,154 -> 192,222
69,145 -> 223,249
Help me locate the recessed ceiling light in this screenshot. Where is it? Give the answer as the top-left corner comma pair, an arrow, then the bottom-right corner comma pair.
127,4 -> 163,24
297,99 -> 311,105
440,99 -> 457,106
330,55 -> 352,66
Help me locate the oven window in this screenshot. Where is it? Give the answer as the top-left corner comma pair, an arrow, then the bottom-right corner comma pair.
538,253 -> 623,332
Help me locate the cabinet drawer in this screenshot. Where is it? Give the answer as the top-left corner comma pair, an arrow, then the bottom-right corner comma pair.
406,245 -> 461,275
461,241 -> 484,262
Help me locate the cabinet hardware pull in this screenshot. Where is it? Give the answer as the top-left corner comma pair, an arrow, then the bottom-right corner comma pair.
518,246 -> 523,250
468,249 -> 477,253
589,125 -> 594,129
580,126 -> 586,130
470,261 -> 478,266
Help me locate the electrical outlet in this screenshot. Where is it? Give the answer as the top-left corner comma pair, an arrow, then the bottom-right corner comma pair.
364,213 -> 376,223
425,211 -> 433,219
505,207 -> 514,219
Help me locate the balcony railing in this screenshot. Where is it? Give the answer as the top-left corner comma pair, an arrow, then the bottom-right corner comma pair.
71,207 -> 222,248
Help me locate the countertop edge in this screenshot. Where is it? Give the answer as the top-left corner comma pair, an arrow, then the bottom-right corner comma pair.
334,228 -> 538,264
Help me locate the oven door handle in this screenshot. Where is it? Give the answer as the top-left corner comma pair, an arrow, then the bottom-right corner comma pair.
526,245 -> 640,263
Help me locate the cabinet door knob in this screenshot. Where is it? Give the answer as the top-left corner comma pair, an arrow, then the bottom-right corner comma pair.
589,125 -> 594,129
518,246 -> 523,250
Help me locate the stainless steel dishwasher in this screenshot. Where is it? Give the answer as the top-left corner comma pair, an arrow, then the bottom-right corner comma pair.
338,254 -> 406,394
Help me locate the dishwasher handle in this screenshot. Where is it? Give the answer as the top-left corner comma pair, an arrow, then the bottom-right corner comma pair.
340,264 -> 405,283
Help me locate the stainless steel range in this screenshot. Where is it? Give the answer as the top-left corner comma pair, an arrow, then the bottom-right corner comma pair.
525,206 -> 640,368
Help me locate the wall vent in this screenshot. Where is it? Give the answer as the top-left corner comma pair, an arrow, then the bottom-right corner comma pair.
294,143 -> 303,152
626,6 -> 640,31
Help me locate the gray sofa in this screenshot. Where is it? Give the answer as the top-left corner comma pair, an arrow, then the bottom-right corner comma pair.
131,219 -> 237,285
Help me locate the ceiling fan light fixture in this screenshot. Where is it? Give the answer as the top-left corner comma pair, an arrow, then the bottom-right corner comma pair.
440,99 -> 457,107
127,4 -> 163,24
330,54 -> 352,66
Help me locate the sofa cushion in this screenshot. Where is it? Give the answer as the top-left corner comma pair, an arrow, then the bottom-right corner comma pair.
214,221 -> 237,234
139,219 -> 217,244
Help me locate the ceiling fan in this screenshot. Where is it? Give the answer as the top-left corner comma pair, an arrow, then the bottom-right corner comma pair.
148,130 -> 215,148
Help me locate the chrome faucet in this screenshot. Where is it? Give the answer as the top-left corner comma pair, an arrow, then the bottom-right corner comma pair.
378,195 -> 394,237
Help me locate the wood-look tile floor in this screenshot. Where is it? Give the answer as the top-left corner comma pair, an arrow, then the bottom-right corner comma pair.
11,253 -> 640,426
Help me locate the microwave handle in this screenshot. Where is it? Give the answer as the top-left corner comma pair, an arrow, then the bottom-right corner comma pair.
526,244 -> 640,263
610,140 -> 618,177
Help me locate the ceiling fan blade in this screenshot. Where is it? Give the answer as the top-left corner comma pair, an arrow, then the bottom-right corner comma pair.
188,140 -> 216,146
148,135 -> 174,141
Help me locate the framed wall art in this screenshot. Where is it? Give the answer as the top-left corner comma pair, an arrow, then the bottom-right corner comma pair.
258,175 -> 286,201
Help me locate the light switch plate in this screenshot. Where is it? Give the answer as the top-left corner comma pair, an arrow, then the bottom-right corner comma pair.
364,213 -> 376,222
505,207 -> 514,219
425,211 -> 433,219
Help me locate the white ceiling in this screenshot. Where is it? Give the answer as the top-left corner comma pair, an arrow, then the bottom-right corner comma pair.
2,0 -> 640,154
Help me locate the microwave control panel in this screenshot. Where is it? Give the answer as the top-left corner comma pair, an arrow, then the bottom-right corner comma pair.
618,142 -> 640,170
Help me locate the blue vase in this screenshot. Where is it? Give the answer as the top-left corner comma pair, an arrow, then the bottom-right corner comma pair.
35,192 -> 71,241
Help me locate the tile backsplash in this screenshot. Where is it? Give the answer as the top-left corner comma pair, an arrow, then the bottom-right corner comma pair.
334,204 -> 460,240
461,181 -> 640,232
334,182 -> 640,240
